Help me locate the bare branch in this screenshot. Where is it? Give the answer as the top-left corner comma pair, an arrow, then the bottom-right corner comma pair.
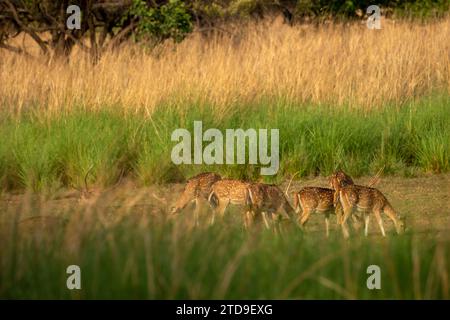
2,0 -> 49,55
92,0 -> 132,11
87,0 -> 98,61
0,42 -> 32,56
106,20 -> 136,50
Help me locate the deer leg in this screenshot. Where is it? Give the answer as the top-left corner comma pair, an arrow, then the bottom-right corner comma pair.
335,205 -> 343,225
364,213 -> 370,236
383,205 -> 402,234
374,209 -> 386,237
351,213 -> 363,231
300,208 -> 311,227
340,206 -> 353,239
341,220 -> 350,239
218,200 -> 229,219
269,212 -> 280,234
193,198 -> 200,227
243,210 -> 253,230
261,212 -> 271,230
210,200 -> 227,225
210,211 -> 215,225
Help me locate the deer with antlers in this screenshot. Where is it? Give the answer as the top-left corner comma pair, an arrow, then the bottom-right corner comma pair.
330,169 -> 405,238
291,171 -> 356,237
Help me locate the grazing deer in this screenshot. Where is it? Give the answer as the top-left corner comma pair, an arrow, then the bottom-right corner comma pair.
245,183 -> 297,230
292,187 -> 343,237
208,179 -> 252,226
328,170 -> 355,210
292,170 -> 357,237
330,170 -> 405,238
171,172 -> 222,225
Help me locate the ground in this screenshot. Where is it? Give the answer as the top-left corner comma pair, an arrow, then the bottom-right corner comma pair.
2,174 -> 448,236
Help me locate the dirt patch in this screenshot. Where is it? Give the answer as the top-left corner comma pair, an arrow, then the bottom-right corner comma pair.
1,174 -> 449,236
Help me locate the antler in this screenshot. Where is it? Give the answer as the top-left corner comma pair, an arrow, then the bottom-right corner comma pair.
368,166 -> 384,187
110,167 -> 125,190
83,164 -> 95,194
284,171 -> 300,197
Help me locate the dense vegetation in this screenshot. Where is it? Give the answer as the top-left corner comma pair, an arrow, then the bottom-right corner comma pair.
1,16 -> 449,190
0,95 -> 448,190
1,0 -> 449,60
0,2 -> 449,301
1,197 -> 449,299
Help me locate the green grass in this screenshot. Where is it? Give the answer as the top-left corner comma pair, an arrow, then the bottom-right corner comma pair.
0,94 -> 449,191
0,208 -> 448,299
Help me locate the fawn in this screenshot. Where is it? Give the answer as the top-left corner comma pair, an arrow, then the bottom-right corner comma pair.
330,170 -> 405,238
171,172 -> 222,225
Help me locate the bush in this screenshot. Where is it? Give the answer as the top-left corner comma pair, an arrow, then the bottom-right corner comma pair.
127,0 -> 193,44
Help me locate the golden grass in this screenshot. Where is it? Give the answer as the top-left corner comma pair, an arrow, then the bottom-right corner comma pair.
0,17 -> 449,116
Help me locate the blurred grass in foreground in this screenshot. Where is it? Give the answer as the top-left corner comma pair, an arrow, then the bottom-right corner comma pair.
0,193 -> 448,299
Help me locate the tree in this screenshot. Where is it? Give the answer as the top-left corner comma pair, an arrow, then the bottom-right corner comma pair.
0,0 -> 192,61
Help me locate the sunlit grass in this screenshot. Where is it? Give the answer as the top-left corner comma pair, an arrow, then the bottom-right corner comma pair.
0,18 -> 449,114
0,95 -> 448,191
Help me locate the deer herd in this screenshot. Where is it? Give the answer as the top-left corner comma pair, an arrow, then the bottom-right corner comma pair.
170,170 -> 405,238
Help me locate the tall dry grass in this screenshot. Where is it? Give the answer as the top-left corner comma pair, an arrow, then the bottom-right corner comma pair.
0,18 -> 449,116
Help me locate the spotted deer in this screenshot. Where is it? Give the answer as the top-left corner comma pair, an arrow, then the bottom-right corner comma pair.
171,172 -> 222,225
330,170 -> 405,238
208,179 -> 252,226
294,172 -> 359,237
329,170 -> 355,210
245,183 -> 297,229
292,171 -> 357,237
292,187 -> 341,237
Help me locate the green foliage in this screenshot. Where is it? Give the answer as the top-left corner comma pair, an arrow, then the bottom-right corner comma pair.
127,0 -> 193,44
0,211 -> 448,299
295,0 -> 450,18
189,0 -> 449,21
228,0 -> 265,16
0,95 -> 449,191
393,0 -> 450,19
